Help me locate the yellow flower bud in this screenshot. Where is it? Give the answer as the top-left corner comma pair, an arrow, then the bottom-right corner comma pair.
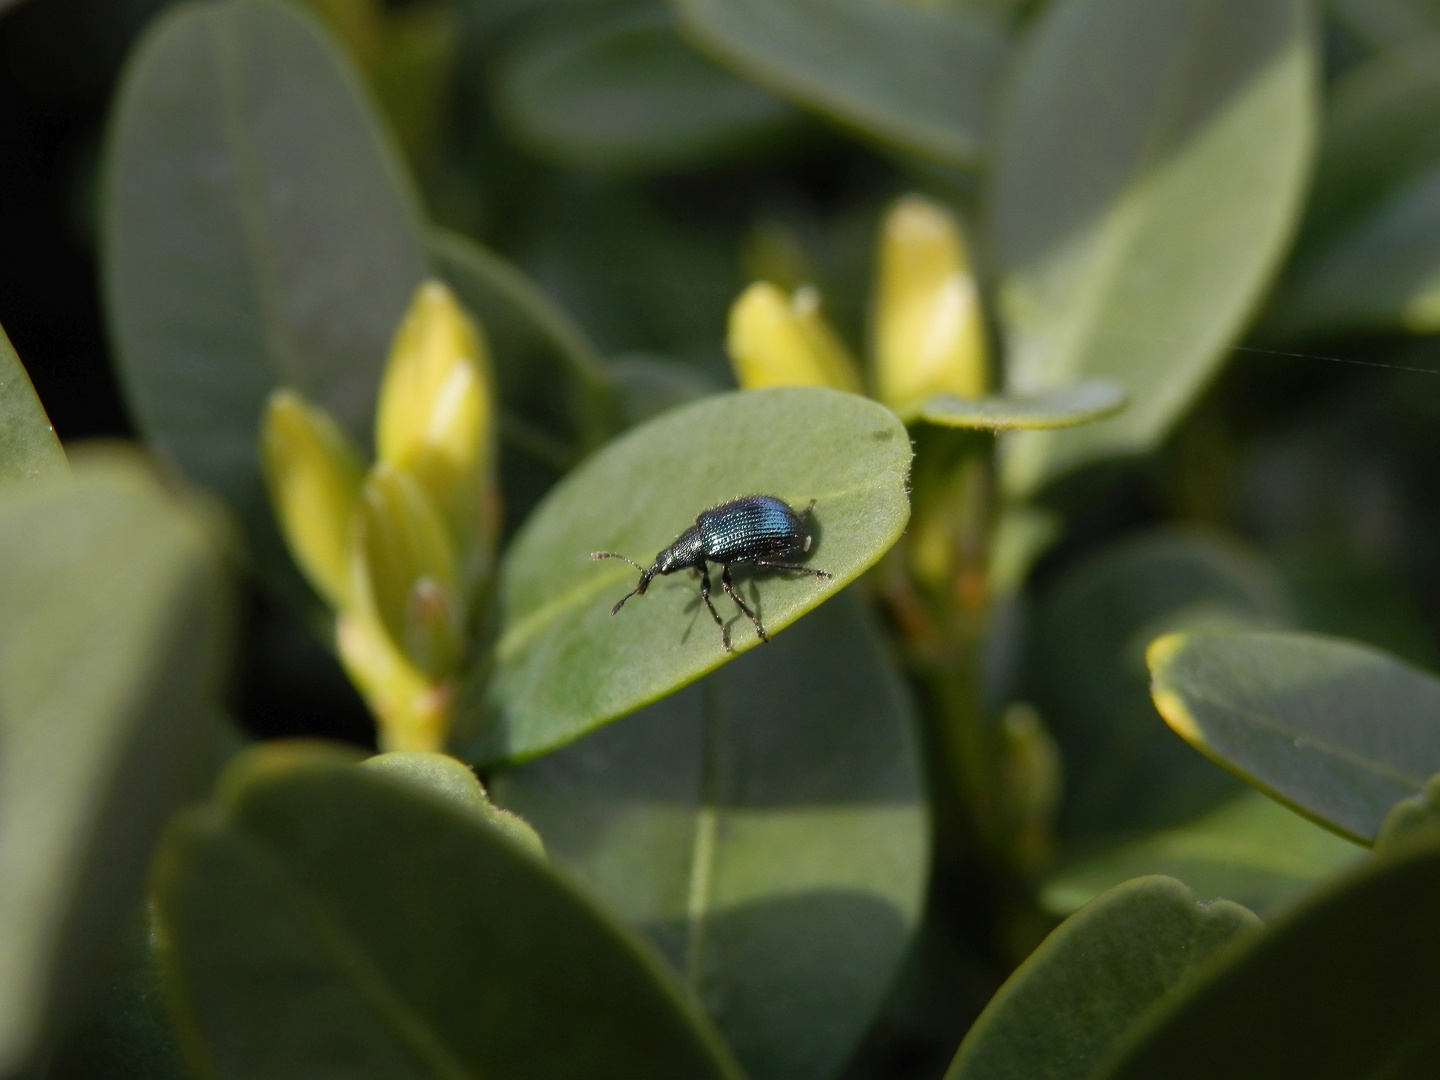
727,281 -> 862,393
874,195 -> 988,419
376,280 -> 493,561
353,464 -> 462,678
259,388 -> 364,610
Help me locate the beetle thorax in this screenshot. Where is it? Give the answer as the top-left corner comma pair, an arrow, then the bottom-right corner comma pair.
655,525 -> 705,574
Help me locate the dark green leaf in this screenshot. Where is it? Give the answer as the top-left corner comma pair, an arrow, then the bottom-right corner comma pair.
0,457 -> 230,1074
947,876 -> 1258,1080
103,0 -> 429,605
1264,44 -> 1440,338
1148,630 -> 1440,843
47,908 -> 193,1080
155,743 -> 743,1080
917,380 -> 1125,431
669,0 -> 1005,168
0,320 -> 65,483
493,587 -> 928,1080
990,0 -> 1317,494
496,1 -> 800,172
1098,828 -> 1440,1079
1328,0 -> 1440,50
1027,529 -> 1291,837
1040,792 -> 1362,918
461,387 -> 911,765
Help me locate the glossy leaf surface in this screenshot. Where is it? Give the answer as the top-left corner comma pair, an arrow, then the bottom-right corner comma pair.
466,387 -> 912,764
494,588 -> 927,1080
1027,529 -> 1291,838
1040,792 -> 1362,917
917,380 -> 1125,431
0,321 -> 65,483
103,0 -> 428,601
1099,828 -> 1440,1079
155,743 -> 742,1080
1265,44 -> 1440,338
947,876 -> 1258,1080
0,459 -> 229,1074
496,2 -> 798,172
670,0 -> 1005,167
991,0 -> 1316,494
1148,630 -> 1440,843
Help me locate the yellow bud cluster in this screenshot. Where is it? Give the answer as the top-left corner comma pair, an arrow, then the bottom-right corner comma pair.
260,280 -> 494,751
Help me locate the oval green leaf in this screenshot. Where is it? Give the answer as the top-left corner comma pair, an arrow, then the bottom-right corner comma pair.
989,0 -> 1316,495
669,0 -> 1005,168
0,321 -> 65,484
1097,828 -> 1440,1079
1148,629 -> 1440,844
155,743 -> 743,1080
1028,529 -> 1291,838
947,876 -> 1258,1080
1040,791 -> 1362,918
1264,44 -> 1440,339
0,457 -> 230,1075
917,380 -> 1126,431
462,387 -> 912,765
102,0 -> 429,606
493,587 -> 928,1080
496,1 -> 800,173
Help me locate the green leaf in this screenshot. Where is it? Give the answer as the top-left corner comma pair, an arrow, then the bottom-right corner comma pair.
1097,828 -> 1440,1079
990,0 -> 1317,495
493,587 -> 928,1080
1027,529 -> 1291,837
462,387 -> 912,765
103,0 -> 429,606
0,321 -> 66,484
155,743 -> 743,1080
669,0 -> 1006,168
1378,772 -> 1440,849
946,876 -> 1258,1080
1148,630 -> 1440,844
917,380 -> 1126,431
361,750 -> 545,856
1264,44 -> 1440,339
0,457 -> 230,1075
46,908 -> 193,1080
495,1 -> 799,173
1328,0 -> 1440,50
1040,792 -> 1363,918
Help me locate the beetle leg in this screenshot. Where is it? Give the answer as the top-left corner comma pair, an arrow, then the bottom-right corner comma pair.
699,565 -> 732,652
754,560 -> 831,579
721,564 -> 769,643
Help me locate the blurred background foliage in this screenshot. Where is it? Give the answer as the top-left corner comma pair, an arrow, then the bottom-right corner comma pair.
9,0 -> 1440,1076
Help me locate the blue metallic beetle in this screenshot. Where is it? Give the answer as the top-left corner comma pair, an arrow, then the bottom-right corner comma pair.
591,495 -> 831,652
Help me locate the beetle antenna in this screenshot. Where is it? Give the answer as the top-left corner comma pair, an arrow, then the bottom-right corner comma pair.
609,567 -> 655,614
591,551 -> 646,571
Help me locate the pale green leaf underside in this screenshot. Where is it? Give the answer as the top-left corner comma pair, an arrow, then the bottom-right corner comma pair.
1148,630 -> 1440,844
495,588 -> 928,1080
0,323 -> 66,484
465,387 -> 912,765
918,380 -> 1126,431
669,0 -> 1005,167
0,459 -> 227,1074
991,0 -> 1316,494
